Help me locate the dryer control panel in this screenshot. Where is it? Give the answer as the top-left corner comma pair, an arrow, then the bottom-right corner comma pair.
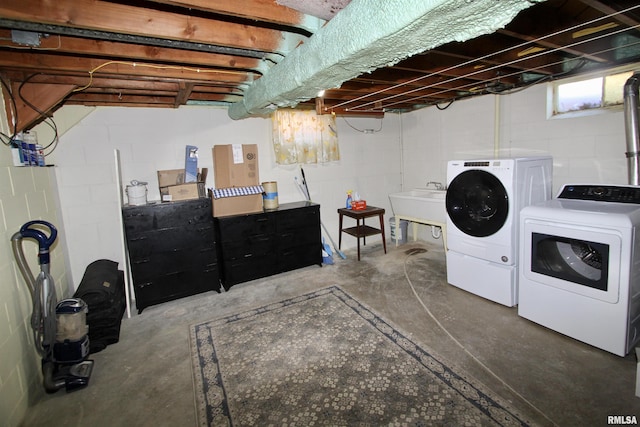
558,185 -> 640,204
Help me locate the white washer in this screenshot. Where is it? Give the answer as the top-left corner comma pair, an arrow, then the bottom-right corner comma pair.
445,157 -> 552,306
519,184 -> 640,356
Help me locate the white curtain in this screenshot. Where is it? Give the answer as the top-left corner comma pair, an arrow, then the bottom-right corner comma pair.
271,109 -> 339,165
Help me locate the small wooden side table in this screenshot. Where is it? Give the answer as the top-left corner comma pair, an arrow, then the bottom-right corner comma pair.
337,206 -> 387,261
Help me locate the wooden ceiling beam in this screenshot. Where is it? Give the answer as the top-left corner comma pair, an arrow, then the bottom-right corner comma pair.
323,80 -> 456,102
0,52 -> 254,84
0,0 -> 306,55
431,35 -> 570,76
0,71 -> 182,92
349,74 -> 496,100
65,101 -> 173,108
0,31 -> 265,72
576,1 -> 640,28
316,85 -> 455,113
68,93 -> 175,104
191,86 -> 243,95
318,107 -> 384,118
143,0 -> 321,31
497,28 -> 609,64
7,81 -> 75,132
187,93 -> 243,102
0,71 -> 244,94
66,92 -> 242,105
391,57 -> 511,81
175,82 -> 195,107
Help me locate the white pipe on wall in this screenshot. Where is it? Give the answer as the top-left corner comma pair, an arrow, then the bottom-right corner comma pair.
399,113 -> 405,190
494,94 -> 501,157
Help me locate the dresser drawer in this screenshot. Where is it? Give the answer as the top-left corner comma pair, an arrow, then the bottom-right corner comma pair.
221,253 -> 278,287
123,199 -> 213,235
278,244 -> 322,272
276,205 -> 320,232
129,248 -> 217,282
217,235 -> 273,261
126,226 -> 215,256
216,213 -> 275,242
277,225 -> 321,251
134,268 -> 220,311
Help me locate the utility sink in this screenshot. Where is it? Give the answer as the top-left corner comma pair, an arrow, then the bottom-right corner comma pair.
388,188 -> 447,224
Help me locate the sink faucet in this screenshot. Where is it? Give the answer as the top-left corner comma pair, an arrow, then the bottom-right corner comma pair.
426,181 -> 445,190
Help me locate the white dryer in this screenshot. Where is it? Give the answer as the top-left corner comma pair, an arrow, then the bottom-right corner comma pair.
445,157 -> 553,306
519,184 -> 640,356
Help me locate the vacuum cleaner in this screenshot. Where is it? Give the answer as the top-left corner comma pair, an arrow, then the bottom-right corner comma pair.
11,220 -> 93,393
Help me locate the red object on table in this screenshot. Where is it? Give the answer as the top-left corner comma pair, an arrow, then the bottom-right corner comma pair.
351,200 -> 367,210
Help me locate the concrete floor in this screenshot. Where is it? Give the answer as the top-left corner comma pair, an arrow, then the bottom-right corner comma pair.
21,240 -> 640,426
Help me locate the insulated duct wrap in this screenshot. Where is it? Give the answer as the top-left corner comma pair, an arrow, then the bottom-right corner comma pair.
228,0 -> 544,119
624,73 -> 640,186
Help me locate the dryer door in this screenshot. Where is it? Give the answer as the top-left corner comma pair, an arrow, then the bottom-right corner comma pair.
446,170 -> 509,237
521,219 -> 621,304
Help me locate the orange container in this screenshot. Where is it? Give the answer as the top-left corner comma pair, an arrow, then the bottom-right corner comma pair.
351,200 -> 367,210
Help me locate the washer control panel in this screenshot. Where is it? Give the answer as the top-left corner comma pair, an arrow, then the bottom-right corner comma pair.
558,185 -> 640,204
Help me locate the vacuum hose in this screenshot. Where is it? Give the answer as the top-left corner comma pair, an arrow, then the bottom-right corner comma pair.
11,233 -> 36,299
42,361 -> 66,393
11,221 -> 63,392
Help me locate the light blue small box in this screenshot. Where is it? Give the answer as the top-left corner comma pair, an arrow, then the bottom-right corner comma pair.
185,145 -> 198,183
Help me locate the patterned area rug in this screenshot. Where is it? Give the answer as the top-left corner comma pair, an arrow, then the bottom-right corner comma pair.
190,286 -> 534,426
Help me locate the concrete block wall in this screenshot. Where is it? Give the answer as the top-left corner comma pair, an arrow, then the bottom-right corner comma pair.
0,147 -> 70,425
46,106 -> 403,289
401,81 -> 627,244
402,83 -> 628,192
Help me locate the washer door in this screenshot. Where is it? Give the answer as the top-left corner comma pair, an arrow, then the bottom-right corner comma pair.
446,170 -> 509,237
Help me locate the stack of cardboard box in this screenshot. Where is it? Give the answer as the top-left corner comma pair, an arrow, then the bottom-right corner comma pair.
157,145 -> 207,202
157,168 -> 207,202
210,144 -> 264,217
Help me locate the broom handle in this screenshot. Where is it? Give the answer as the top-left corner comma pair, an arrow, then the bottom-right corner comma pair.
301,168 -> 310,199
294,177 -> 346,259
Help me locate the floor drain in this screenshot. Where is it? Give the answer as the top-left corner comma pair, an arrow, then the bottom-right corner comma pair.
405,248 -> 428,255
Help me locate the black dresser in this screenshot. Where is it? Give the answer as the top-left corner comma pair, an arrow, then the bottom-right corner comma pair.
122,198 -> 220,313
215,201 -> 322,290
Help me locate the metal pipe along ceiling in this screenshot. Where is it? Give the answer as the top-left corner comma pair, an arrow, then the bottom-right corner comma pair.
227,0 -> 544,120
624,73 -> 640,186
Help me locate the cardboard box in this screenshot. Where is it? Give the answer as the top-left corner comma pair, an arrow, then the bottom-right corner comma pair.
158,169 -> 186,187
162,183 -> 206,201
158,168 -> 207,202
209,189 -> 263,217
212,144 -> 259,188
212,194 -> 263,217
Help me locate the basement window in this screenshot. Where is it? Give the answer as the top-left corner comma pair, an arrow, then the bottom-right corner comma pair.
551,67 -> 635,117
271,109 -> 340,165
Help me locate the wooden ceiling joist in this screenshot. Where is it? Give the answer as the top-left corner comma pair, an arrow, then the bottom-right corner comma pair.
0,0 -> 306,55
6,81 -> 75,131
1,0 -> 639,122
